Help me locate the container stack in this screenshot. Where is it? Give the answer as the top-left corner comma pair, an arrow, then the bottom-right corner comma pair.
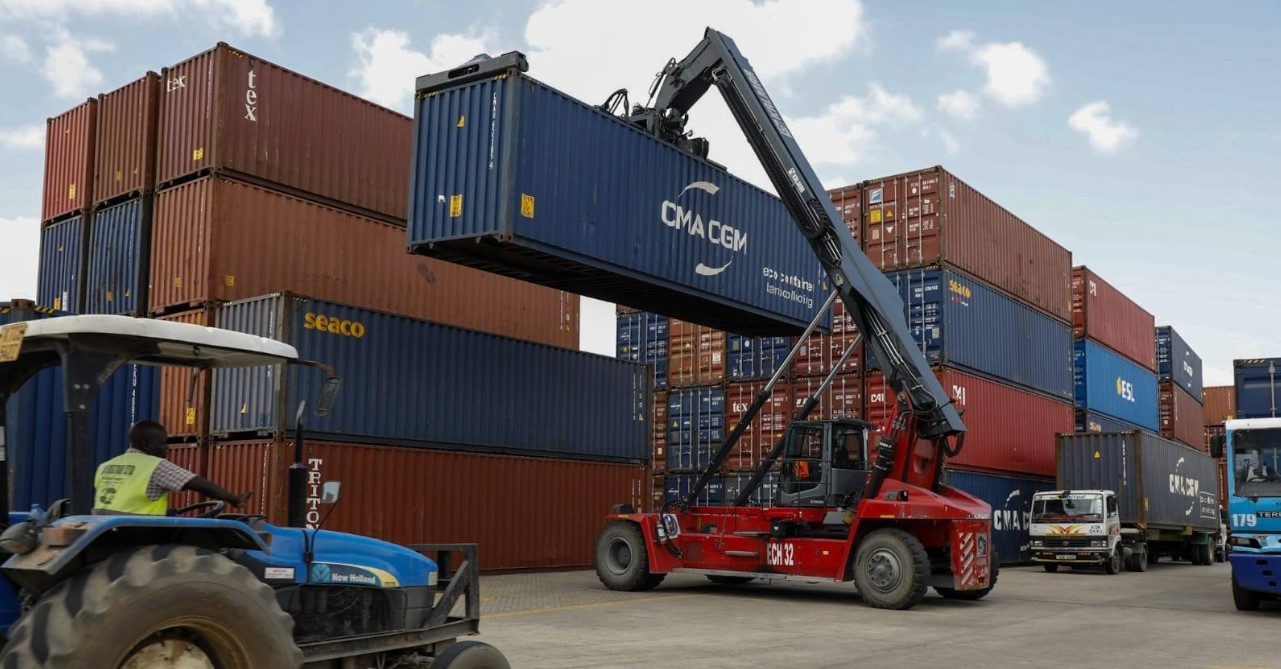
1071,266 -> 1159,434
1202,385 -> 1235,510
1155,325 -> 1204,450
1233,358 -> 1281,420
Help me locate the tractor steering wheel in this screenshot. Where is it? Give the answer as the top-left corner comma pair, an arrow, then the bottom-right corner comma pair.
169,501 -> 227,518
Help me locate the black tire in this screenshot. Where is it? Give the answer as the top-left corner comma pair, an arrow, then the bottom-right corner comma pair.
1104,547 -> 1122,574
705,575 -> 755,585
0,544 -> 301,669
1233,572 -> 1262,611
595,522 -> 665,592
1197,543 -> 1213,566
853,528 -> 929,610
1148,552 -> 1159,566
433,641 -> 511,669
935,557 -> 999,601
1128,546 -> 1148,573
1043,563 -> 1059,573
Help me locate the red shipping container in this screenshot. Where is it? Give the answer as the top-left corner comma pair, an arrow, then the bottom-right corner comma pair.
1072,266 -> 1155,370
1218,457 -> 1228,509
652,390 -> 668,473
830,300 -> 864,375
725,381 -> 792,469
1206,425 -> 1226,456
157,307 -> 216,440
790,375 -> 832,420
828,183 -> 862,243
94,73 -> 160,205
865,367 -> 1073,477
148,175 -> 579,348
43,99 -> 97,222
1159,381 -> 1206,451
794,332 -> 831,377
157,44 -> 410,221
861,167 -> 1071,323
207,439 -> 649,571
829,372 -> 864,420
1203,386 -> 1236,425
166,442 -> 205,509
667,319 -> 726,387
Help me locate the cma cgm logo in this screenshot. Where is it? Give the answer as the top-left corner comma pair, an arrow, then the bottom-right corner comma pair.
661,181 -> 748,277
1115,377 -> 1135,403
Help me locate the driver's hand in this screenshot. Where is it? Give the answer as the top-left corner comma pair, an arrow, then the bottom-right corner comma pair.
231,491 -> 254,507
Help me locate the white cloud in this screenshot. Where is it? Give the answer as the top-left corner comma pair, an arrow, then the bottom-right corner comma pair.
937,89 -> 980,120
42,30 -> 114,100
188,0 -> 278,38
0,0 -> 277,38
920,126 -> 959,155
0,125 -> 45,151
936,30 -> 975,52
938,30 -> 1050,108
350,29 -> 491,112
1068,101 -> 1137,153
0,217 -> 41,301
0,35 -> 33,64
789,84 -> 921,166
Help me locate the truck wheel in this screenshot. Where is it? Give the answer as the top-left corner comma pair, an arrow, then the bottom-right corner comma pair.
1232,572 -> 1262,611
595,522 -> 665,592
433,641 -> 511,669
853,528 -> 929,610
706,575 -> 755,585
0,544 -> 301,669
935,557 -> 999,601
1197,543 -> 1212,566
1105,548 -> 1122,575
1128,546 -> 1148,573
1042,564 -> 1059,573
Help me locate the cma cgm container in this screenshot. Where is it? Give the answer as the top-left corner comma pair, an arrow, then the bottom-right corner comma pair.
1203,385 -> 1236,425
37,215 -> 85,312
85,197 -> 150,315
43,99 -> 96,222
406,66 -> 828,335
1072,267 -> 1155,370
150,175 -> 578,348
1075,410 -> 1145,435
94,73 -> 159,205
157,44 -> 410,221
666,386 -> 726,471
866,367 -> 1072,476
1074,339 -> 1159,431
866,267 -> 1073,400
861,166 -> 1071,322
943,469 -> 1055,564
1159,381 -> 1205,451
1233,358 -> 1281,419
207,439 -> 649,570
210,294 -> 647,462
1155,325 -> 1203,400
668,320 -> 726,388
616,312 -> 668,389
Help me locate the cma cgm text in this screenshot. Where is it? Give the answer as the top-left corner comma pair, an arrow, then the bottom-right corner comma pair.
660,202 -> 748,253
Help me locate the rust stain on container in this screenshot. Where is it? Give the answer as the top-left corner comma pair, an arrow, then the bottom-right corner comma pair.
667,319 -> 726,388
1160,381 -> 1206,452
94,73 -> 160,205
1072,266 -> 1156,370
149,175 -> 578,348
1202,386 -> 1235,425
157,44 -> 411,221
43,100 -> 97,222
158,307 -> 216,439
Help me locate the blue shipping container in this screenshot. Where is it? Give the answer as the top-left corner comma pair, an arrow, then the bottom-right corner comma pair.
211,294 -> 649,462
37,215 -> 85,313
663,473 -> 725,506
1155,326 -> 1203,401
1073,339 -> 1159,430
617,312 -> 668,389
728,334 -> 792,381
407,71 -> 829,336
867,267 -> 1073,400
944,469 -> 1055,565
85,197 -> 148,315
666,386 -> 725,472
1074,410 -> 1147,435
1234,358 -> 1281,419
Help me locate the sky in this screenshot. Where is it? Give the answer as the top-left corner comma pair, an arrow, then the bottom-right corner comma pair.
0,0 -> 1278,386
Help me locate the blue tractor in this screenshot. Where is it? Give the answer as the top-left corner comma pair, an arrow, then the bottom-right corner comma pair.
0,315 -> 508,668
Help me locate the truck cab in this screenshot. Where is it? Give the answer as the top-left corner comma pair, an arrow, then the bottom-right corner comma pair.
1219,417 -> 1281,610
1029,490 -> 1124,574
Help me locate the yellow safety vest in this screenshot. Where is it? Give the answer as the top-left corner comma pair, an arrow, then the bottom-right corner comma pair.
94,451 -> 169,515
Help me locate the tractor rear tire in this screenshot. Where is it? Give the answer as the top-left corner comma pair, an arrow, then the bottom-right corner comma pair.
595,522 -> 665,592
0,544 -> 301,669
935,556 -> 999,601
433,641 -> 511,669
853,528 -> 930,610
706,575 -> 756,585
1043,564 -> 1059,573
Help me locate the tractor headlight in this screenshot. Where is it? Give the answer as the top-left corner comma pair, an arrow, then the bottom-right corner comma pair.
1030,540 -> 1043,548
1092,540 -> 1107,548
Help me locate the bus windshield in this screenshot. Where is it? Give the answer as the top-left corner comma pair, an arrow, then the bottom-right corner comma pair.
1233,428 -> 1281,498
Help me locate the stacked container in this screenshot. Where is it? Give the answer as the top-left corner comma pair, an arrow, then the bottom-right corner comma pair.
1154,325 -> 1204,450
1071,267 -> 1158,432
1203,385 -> 1234,456
1234,359 -> 1281,420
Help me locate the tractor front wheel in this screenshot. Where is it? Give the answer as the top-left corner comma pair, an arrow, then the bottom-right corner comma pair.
853,528 -> 930,610
0,544 -> 301,669
595,522 -> 665,592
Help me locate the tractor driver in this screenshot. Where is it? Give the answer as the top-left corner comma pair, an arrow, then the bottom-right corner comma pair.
93,420 -> 253,516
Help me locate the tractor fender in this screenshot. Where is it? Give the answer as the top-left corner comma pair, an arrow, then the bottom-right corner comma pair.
3,515 -> 266,596
602,513 -> 679,573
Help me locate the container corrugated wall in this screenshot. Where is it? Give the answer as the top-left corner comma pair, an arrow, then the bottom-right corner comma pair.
943,469 -> 1055,564
208,439 -> 650,570
166,443 -> 205,509
157,44 -> 411,221
157,307 -> 216,439
616,312 -> 668,389
43,100 -> 96,222
666,386 -> 727,472
1072,267 -> 1155,370
37,216 -> 85,312
1057,431 -> 1219,532
1203,386 -> 1236,424
1233,359 -> 1281,419
1074,339 -> 1159,430
149,175 -> 578,348
1075,410 -> 1145,435
85,197 -> 149,315
1159,382 -> 1205,451
867,367 -> 1072,477
407,72 -> 829,335
724,381 -> 791,470
210,294 -> 648,461
727,335 -> 791,381
94,73 -> 159,205
861,167 -> 1072,322
667,320 -> 726,388
867,267 -> 1073,400
1155,325 -> 1203,400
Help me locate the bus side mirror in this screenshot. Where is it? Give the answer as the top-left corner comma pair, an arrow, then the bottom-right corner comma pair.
1210,435 -> 1224,459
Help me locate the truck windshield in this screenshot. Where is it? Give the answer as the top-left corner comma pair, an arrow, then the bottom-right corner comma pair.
1032,495 -> 1104,523
1233,428 -> 1281,498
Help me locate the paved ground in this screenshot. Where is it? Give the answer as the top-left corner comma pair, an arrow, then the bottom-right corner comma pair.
469,562 -> 1279,668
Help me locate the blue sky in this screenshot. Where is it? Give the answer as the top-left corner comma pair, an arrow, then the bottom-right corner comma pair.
0,0 -> 1277,385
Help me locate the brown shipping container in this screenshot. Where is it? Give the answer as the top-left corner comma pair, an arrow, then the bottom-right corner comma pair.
43,100 -> 97,222
790,376 -> 833,420
652,390 -> 668,473
830,300 -> 863,375
866,366 -> 1073,477
158,307 -> 216,439
861,166 -> 1071,322
94,73 -> 160,205
828,373 -> 864,420
1203,386 -> 1236,425
1206,425 -> 1226,456
149,176 -> 579,348
1072,266 -> 1156,370
166,443 -> 205,509
667,319 -> 726,387
1218,456 -> 1228,509
794,300 -> 863,378
157,44 -> 410,221
829,183 -> 862,243
725,381 -> 792,470
208,439 -> 649,570
1160,381 -> 1206,452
